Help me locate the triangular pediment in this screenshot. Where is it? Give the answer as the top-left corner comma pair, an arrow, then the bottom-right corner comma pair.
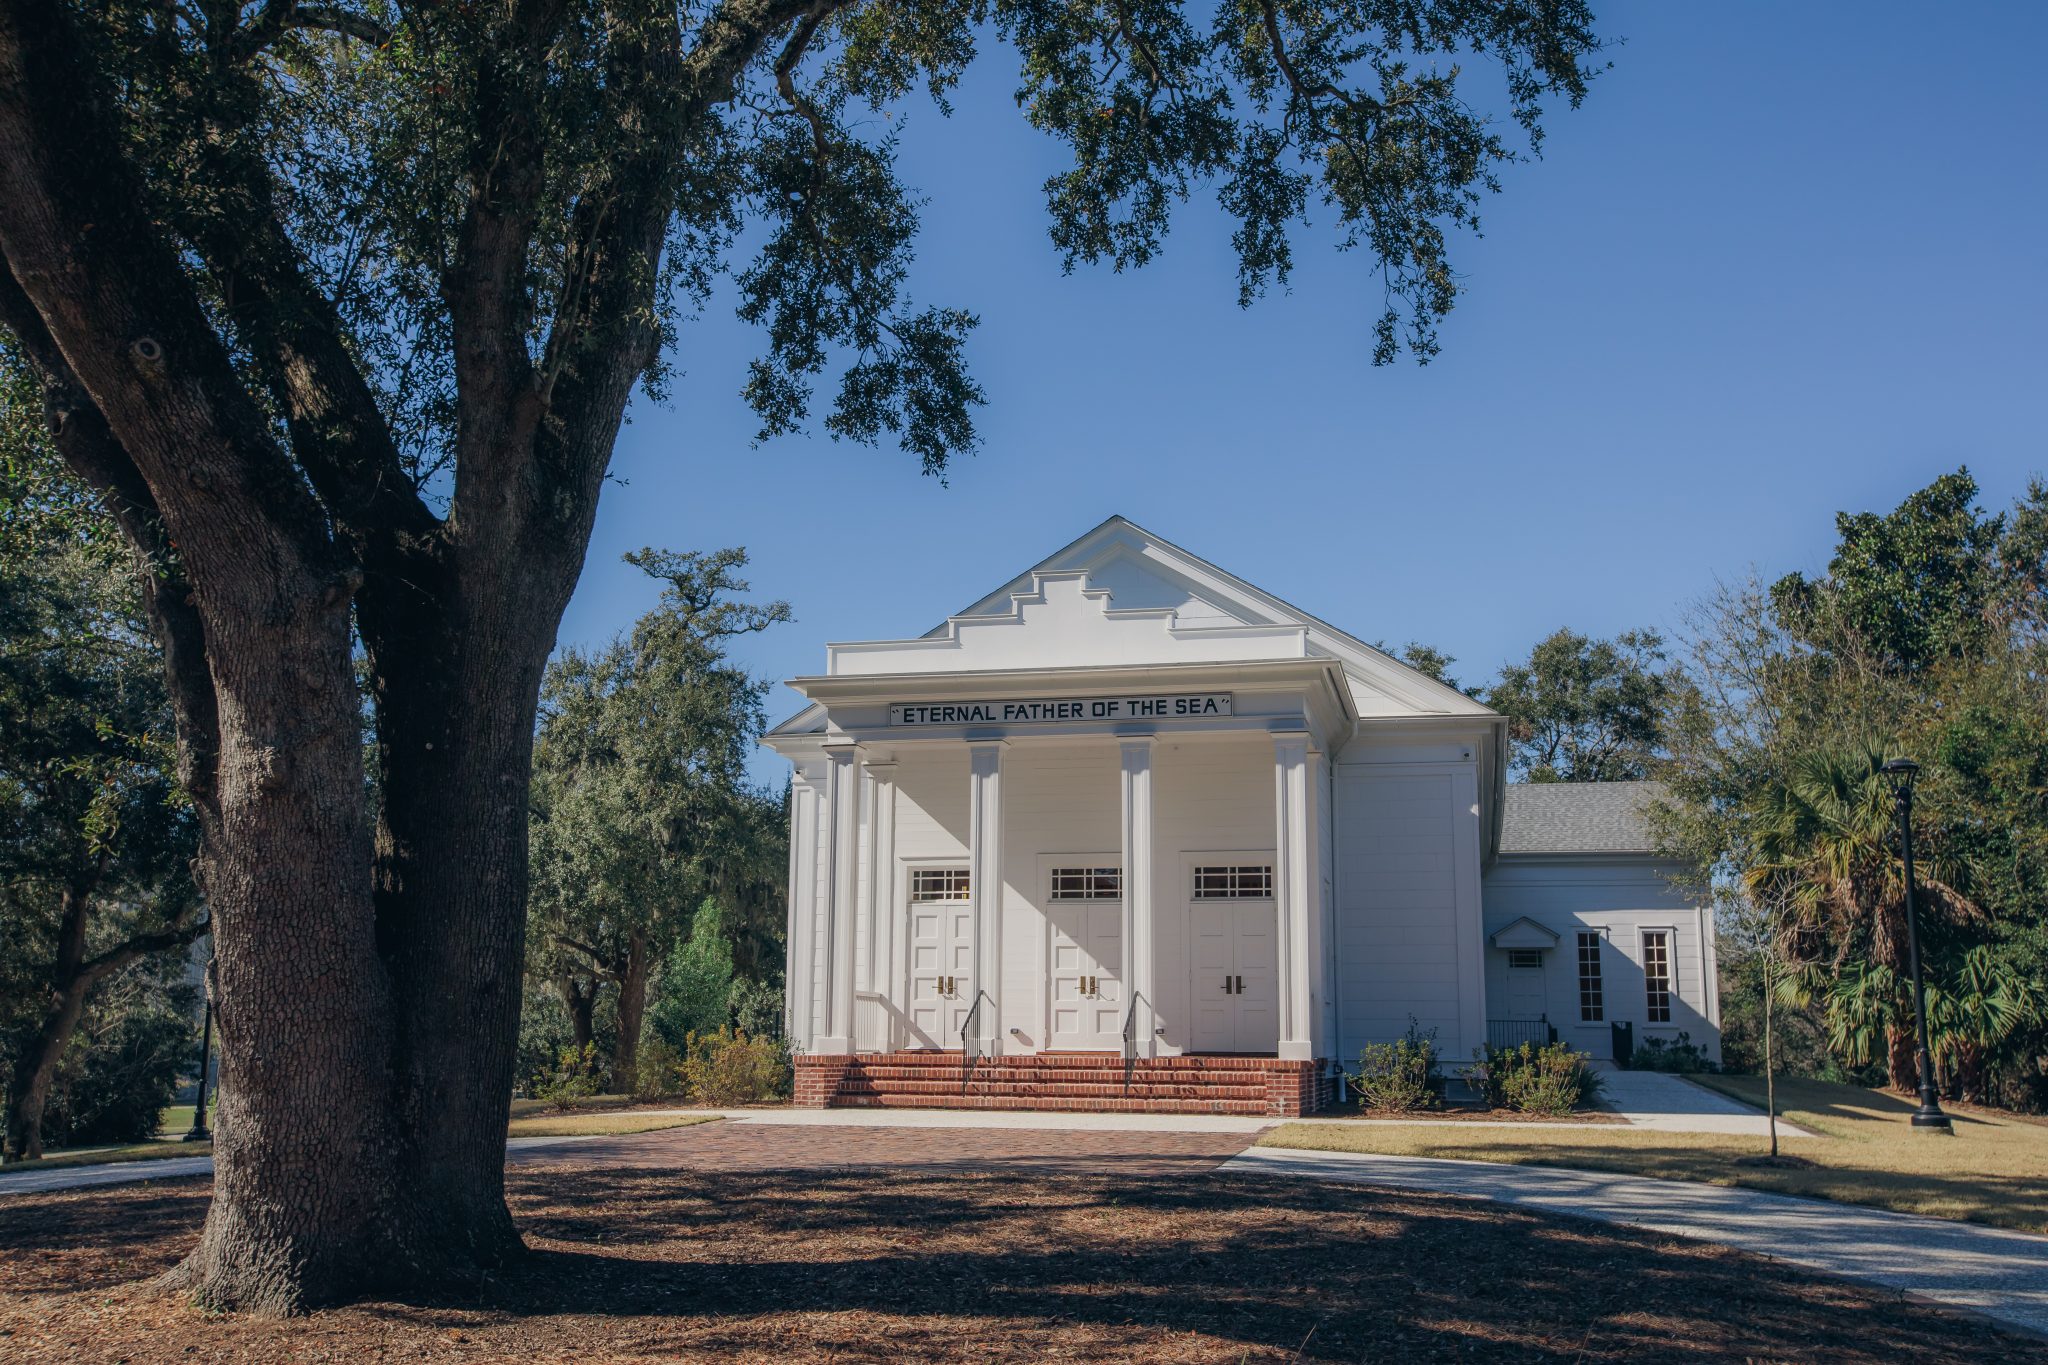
821,517 -> 1492,718
825,568 -> 1309,676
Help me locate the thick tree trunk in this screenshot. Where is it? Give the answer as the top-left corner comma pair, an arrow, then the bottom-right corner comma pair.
612,931 -> 650,1089
559,974 -> 598,1054
365,573 -> 567,1273
163,597 -> 402,1313
3,881 -> 94,1162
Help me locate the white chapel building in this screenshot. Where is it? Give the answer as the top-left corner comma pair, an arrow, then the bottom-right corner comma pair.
765,518 -> 1720,1114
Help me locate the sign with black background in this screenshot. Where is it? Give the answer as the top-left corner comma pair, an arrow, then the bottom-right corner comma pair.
888,694 -> 1234,726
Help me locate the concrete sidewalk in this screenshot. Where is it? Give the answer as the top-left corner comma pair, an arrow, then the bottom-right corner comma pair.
1598,1071 -> 1815,1135
0,1133 -> 617,1197
1227,1146 -> 2048,1340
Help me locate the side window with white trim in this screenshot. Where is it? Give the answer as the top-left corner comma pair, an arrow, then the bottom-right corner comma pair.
1576,932 -> 1605,1023
1643,930 -> 1672,1023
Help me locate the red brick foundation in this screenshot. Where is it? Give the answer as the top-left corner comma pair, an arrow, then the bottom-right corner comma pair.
793,1052 -> 1335,1116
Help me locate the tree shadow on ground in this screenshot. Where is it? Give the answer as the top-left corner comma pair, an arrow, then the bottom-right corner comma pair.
1,1159 -> 2037,1362
385,1161 -> 2033,1363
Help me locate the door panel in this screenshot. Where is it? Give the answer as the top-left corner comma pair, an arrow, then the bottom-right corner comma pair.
907,901 -> 972,1047
1505,968 -> 1545,1019
1048,900 -> 1123,1050
1189,903 -> 1237,1052
1188,899 -> 1278,1052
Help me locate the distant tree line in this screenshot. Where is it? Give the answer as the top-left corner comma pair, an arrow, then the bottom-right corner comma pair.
1400,468 -> 2046,1110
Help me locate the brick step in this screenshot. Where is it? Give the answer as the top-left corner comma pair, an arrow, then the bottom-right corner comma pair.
829,1093 -> 1273,1116
848,1065 -> 1258,1086
835,1080 -> 1270,1101
850,1053 -> 1293,1071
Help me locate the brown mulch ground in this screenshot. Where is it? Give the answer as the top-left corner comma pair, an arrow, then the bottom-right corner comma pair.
0,1128 -> 2039,1363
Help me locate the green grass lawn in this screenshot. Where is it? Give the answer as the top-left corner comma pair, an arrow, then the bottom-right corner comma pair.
1262,1074 -> 2048,1234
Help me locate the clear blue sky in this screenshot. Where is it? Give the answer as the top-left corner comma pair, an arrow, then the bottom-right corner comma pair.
557,1 -> 2048,786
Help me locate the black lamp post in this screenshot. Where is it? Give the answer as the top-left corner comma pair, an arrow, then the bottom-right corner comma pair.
1878,758 -> 1952,1133
184,937 -> 214,1144
183,996 -> 212,1142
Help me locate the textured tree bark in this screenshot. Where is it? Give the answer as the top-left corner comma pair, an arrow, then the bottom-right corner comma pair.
369,598 -> 554,1270
612,931 -> 651,1087
160,591 -> 402,1314
4,881 -> 95,1162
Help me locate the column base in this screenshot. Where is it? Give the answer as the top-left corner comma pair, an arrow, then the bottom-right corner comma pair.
813,1035 -> 853,1055
1276,1038 -> 1315,1062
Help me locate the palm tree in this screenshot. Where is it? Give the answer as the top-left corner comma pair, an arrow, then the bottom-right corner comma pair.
1927,946 -> 2038,1104
1743,746 -> 1984,1091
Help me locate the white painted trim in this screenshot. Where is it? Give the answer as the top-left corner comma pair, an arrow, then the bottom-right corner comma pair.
1119,737 -> 1157,1058
967,740 -> 1006,1055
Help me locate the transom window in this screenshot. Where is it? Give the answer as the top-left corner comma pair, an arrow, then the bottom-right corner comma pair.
1192,865 -> 1274,900
1576,932 -> 1605,1023
909,868 -> 970,902
1050,867 -> 1121,900
1506,948 -> 1543,970
1643,931 -> 1672,1023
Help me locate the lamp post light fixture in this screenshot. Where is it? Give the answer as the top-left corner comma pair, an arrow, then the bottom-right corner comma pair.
1879,757 -> 1952,1134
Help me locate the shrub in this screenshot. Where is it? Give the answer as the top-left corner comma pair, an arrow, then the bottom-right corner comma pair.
531,1043 -> 603,1112
1350,1018 -> 1441,1112
633,1038 -> 687,1100
1466,1041 -> 1603,1116
1632,1031 -> 1719,1075
649,899 -> 736,1048
680,1028 -> 790,1105
728,977 -> 785,1041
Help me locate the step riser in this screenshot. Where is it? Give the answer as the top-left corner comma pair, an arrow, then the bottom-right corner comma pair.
830,1095 -> 1272,1115
795,1054 -> 1334,1117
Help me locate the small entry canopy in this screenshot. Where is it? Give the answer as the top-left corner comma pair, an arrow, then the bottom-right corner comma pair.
1489,917 -> 1561,951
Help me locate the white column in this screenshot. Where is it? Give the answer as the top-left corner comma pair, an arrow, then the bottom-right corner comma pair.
967,740 -> 1006,1055
785,759 -> 826,1050
1273,732 -> 1315,1061
1118,737 -> 1156,1058
817,744 -> 860,1054
859,759 -> 897,1051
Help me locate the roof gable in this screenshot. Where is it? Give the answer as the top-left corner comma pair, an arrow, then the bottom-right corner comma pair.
861,515 -> 1492,718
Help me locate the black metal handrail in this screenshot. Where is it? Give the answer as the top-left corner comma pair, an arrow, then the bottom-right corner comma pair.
1121,996 -> 1139,1089
1485,1016 -> 1556,1052
960,989 -> 990,1091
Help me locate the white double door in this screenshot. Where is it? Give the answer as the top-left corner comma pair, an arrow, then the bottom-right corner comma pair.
1047,900 -> 1124,1051
1189,899 -> 1279,1053
907,899 -> 974,1048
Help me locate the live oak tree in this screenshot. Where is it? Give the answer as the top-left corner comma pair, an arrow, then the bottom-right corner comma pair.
528,547 -> 787,1089
0,0 -> 1605,1312
1484,627 -> 1668,782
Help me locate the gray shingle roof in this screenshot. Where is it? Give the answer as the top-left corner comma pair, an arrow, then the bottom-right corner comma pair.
1498,781 -> 1667,856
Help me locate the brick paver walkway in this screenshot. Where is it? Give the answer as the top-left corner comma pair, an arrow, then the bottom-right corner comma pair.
513,1120 -> 1258,1177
